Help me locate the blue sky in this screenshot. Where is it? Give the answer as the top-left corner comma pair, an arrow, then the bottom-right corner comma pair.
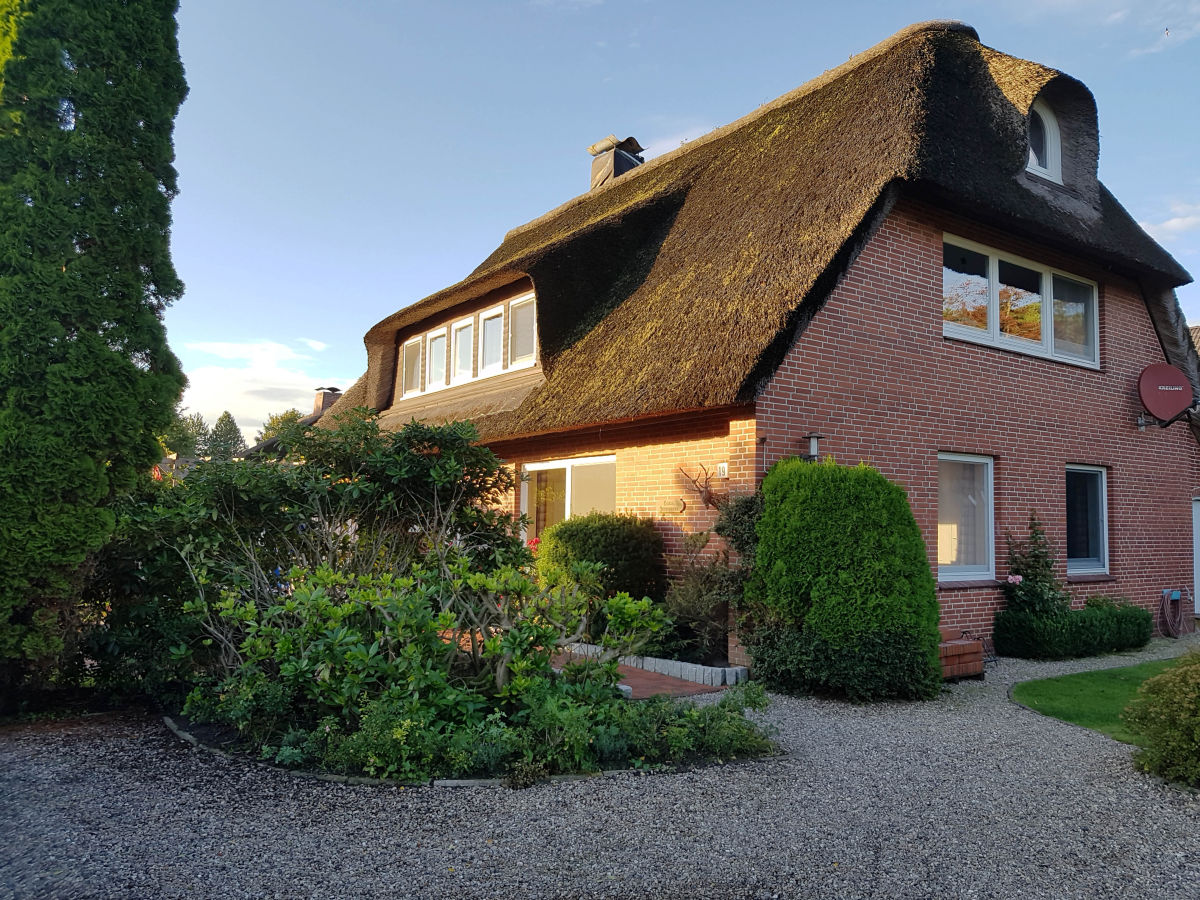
165,1 -> 1200,440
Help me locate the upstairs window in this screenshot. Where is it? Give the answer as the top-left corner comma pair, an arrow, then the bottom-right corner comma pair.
426,328 -> 448,391
1026,99 -> 1062,184
510,297 -> 537,368
480,308 -> 504,373
452,319 -> 474,383
402,339 -> 422,395
942,236 -> 1098,367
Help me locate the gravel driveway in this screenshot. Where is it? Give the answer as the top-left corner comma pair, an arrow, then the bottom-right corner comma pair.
4,635 -> 1200,900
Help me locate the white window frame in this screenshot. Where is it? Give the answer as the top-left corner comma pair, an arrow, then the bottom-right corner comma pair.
424,325 -> 449,394
1065,464 -> 1109,575
508,293 -> 538,370
1026,99 -> 1062,184
400,336 -> 424,397
478,305 -> 505,376
942,234 -> 1099,368
450,316 -> 475,385
937,452 -> 995,582
520,454 -> 616,538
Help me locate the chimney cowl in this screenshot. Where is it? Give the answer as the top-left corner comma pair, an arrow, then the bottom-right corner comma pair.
588,134 -> 645,190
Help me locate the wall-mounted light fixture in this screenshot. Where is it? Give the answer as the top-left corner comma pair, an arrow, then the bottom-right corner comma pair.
801,432 -> 825,461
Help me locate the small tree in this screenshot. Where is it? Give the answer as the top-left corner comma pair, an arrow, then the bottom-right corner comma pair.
161,408 -> 209,458
255,408 -> 303,444
206,412 -> 246,460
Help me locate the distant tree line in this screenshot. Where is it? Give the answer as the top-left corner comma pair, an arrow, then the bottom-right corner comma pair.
159,406 -> 304,460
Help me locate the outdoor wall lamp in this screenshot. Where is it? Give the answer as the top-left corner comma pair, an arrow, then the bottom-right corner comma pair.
801,432 -> 825,461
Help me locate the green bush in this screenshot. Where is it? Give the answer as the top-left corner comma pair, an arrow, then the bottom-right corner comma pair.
994,598 -> 1153,660
747,458 -> 941,701
1124,651 -> 1200,786
660,532 -> 735,665
536,513 -> 666,602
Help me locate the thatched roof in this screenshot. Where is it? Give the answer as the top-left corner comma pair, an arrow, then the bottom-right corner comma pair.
325,21 -> 1193,440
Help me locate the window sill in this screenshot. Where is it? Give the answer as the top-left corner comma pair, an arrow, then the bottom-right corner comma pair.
938,579 -> 1001,590
1067,573 -> 1115,584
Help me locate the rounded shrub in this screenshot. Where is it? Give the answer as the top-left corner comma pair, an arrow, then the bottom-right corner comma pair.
749,458 -> 941,701
536,513 -> 666,602
1124,651 -> 1200,786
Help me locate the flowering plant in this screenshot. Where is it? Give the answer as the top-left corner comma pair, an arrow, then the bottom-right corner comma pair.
1005,574 -> 1023,585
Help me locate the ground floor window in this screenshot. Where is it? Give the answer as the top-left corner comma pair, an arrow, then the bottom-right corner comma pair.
522,455 -> 616,540
937,452 -> 994,580
1066,465 -> 1108,574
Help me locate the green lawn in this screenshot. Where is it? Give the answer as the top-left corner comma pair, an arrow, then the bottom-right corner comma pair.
1011,658 -> 1179,745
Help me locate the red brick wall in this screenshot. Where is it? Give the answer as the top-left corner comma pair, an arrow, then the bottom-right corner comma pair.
756,195 -> 1200,637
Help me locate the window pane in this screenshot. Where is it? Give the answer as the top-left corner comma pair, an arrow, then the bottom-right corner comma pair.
453,323 -> 473,380
570,462 -> 616,517
1066,469 -> 1105,569
1053,275 -> 1096,360
510,300 -> 536,364
530,468 -> 566,540
427,333 -> 446,387
1029,110 -> 1047,169
998,260 -> 1042,342
942,243 -> 989,331
938,458 -> 990,570
403,342 -> 422,394
481,314 -> 503,371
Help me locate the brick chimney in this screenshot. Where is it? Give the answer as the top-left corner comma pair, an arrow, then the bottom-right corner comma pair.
313,387 -> 342,415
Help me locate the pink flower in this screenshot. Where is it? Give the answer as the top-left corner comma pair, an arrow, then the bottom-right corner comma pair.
1006,574 -> 1024,584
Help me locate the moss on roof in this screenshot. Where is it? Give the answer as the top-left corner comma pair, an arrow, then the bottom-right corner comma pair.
337,20 -> 1193,441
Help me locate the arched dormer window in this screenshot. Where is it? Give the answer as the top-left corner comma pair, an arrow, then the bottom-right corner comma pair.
1026,99 -> 1062,184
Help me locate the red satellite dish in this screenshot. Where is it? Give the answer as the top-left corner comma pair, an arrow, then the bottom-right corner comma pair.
1138,363 -> 1194,422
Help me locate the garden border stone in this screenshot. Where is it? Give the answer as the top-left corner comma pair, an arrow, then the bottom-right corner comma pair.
565,642 -> 749,686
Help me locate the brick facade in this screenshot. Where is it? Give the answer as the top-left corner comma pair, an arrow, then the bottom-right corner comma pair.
485,196 -> 1198,661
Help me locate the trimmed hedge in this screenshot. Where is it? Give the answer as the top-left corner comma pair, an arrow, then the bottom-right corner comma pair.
1124,651 -> 1200,786
994,598 -> 1152,660
747,459 -> 942,701
536,513 -> 666,602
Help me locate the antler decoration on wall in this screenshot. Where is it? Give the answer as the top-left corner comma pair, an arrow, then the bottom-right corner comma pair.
679,464 -> 726,510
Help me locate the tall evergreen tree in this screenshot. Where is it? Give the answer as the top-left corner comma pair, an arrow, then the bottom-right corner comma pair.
161,407 -> 208,458
0,0 -> 187,694
207,411 -> 246,460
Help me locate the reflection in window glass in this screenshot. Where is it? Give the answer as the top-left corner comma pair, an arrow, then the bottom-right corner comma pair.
453,322 -> 473,380
530,468 -> 567,540
998,260 -> 1042,342
480,313 -> 503,371
427,332 -> 447,388
938,456 -> 991,575
510,300 -> 536,364
943,243 -> 989,331
1028,109 -> 1047,169
1066,468 -> 1106,572
570,462 -> 616,517
1053,275 -> 1096,361
402,341 -> 422,394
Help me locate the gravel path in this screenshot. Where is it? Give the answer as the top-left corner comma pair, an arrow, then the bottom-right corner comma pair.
4,634 -> 1200,900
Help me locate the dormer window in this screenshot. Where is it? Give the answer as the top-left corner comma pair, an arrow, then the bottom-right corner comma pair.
1026,99 -> 1062,184
396,292 -> 538,399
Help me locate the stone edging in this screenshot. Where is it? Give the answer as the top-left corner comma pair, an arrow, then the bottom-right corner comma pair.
565,642 -> 750,686
163,715 -> 788,788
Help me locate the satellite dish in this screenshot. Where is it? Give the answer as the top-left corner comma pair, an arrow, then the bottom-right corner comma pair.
1138,363 -> 1194,423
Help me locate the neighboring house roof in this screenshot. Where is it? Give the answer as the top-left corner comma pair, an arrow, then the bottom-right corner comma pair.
325,20 -> 1195,442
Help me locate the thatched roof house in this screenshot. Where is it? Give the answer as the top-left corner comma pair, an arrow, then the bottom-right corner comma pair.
326,20 -> 1193,442
327,21 -> 1200,655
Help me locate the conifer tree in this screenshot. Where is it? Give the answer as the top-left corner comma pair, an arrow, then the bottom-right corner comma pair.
0,0 -> 187,694
206,411 -> 246,460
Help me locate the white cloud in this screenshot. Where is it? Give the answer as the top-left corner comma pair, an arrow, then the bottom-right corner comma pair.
298,338 -> 328,352
180,339 -> 352,445
1141,202 -> 1200,240
1105,8 -> 1130,24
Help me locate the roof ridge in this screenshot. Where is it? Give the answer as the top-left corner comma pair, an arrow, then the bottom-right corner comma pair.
500,19 -> 977,243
